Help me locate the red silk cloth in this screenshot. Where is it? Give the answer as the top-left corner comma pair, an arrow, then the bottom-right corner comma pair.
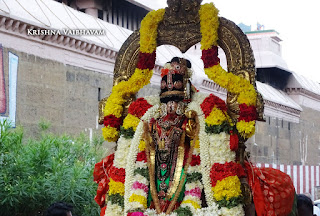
245,162 -> 295,216
93,153 -> 115,208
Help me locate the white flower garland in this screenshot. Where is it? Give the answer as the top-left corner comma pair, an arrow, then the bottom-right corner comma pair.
105,203 -> 124,216
208,132 -> 235,166
107,136 -> 131,216
145,95 -> 161,106
179,144 -> 204,213
185,92 -> 215,206
120,92 -> 244,216
135,161 -> 148,169
114,136 -> 132,168
220,205 -> 245,216
188,165 -> 201,174
124,104 -> 160,213
136,204 -> 243,216
144,209 -> 178,216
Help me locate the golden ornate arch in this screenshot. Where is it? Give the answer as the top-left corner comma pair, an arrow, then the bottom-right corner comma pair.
99,0 -> 264,163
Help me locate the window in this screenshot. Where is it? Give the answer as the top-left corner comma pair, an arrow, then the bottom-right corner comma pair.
98,88 -> 101,101
98,10 -> 103,20
264,146 -> 268,157
0,50 -> 19,127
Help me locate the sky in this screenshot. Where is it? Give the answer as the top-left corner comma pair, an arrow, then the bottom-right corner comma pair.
145,0 -> 320,83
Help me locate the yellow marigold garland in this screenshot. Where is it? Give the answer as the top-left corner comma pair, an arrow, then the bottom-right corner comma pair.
205,107 -> 227,125
138,140 -> 146,151
140,9 -> 165,53
108,178 -> 125,196
200,3 -> 257,139
128,194 -> 148,209
199,3 -> 219,49
212,175 -> 242,201
204,66 -> 257,106
102,126 -> 119,142
102,9 -> 165,142
236,120 -> 256,138
181,199 -> 201,209
194,139 -> 200,149
122,114 -> 140,131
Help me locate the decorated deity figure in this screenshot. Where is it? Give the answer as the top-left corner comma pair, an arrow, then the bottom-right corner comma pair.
94,1 -> 297,216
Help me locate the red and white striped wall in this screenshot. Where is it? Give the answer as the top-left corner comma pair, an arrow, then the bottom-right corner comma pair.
256,163 -> 320,200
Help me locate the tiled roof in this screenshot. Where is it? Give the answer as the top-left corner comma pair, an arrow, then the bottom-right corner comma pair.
257,82 -> 302,111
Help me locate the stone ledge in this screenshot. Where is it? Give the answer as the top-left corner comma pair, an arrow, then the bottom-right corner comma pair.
0,14 -> 118,60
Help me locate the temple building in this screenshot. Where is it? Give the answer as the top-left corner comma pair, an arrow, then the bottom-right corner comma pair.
1,0 -> 320,198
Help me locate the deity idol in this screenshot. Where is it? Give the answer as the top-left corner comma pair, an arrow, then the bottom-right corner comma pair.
94,59 -> 296,216
94,1 -> 297,216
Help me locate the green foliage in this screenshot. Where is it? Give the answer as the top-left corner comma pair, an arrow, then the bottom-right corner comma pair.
174,206 -> 193,216
108,194 -> 124,208
0,120 -> 105,216
216,196 -> 243,209
120,126 -> 135,139
205,121 -> 234,135
186,172 -> 202,183
38,117 -> 51,132
134,168 -> 149,181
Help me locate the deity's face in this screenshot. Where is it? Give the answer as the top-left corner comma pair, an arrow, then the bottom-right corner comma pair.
166,101 -> 178,114
160,57 -> 191,103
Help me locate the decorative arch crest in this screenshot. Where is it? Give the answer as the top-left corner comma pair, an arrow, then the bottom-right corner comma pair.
99,6 -> 264,127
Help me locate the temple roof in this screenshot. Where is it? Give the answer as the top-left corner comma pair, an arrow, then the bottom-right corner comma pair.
125,0 -> 157,11
1,0 -> 319,114
287,72 -> 320,95
0,0 -> 130,50
257,82 -> 302,111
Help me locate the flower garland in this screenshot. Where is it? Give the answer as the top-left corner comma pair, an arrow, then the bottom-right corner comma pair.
105,136 -> 127,216
121,98 -> 153,139
184,92 -> 245,215
124,104 -> 160,213
210,162 -> 246,209
143,204 -> 243,216
102,97 -> 157,216
127,137 -> 150,213
124,92 -> 244,216
102,8 -> 165,142
102,2 -> 258,142
186,93 -> 215,207
199,3 -> 257,139
101,91 -> 245,215
196,92 -> 244,213
179,160 -> 204,214
98,2 -> 259,215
